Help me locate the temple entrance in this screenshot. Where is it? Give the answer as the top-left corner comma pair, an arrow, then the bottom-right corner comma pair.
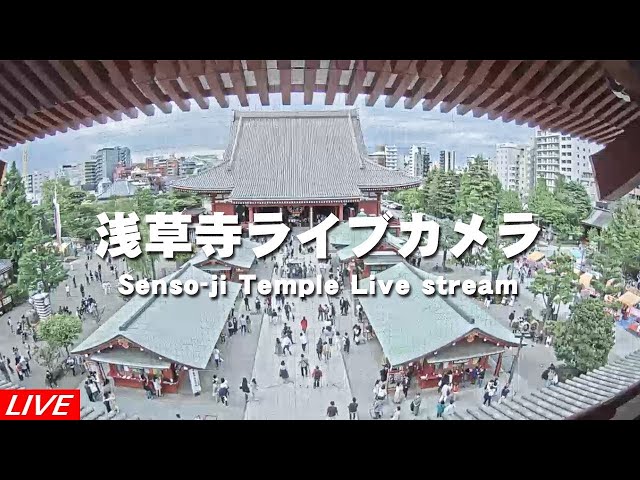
344,202 -> 358,219
235,205 -> 248,222
314,206 -> 335,223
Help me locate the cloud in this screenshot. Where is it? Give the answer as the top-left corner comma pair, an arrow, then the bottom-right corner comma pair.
2,94 -> 535,171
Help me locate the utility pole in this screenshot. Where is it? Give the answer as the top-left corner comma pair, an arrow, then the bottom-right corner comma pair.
508,331 -> 525,385
22,144 -> 29,178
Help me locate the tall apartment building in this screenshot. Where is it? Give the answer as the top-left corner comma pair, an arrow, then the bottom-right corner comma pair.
439,150 -> 456,172
368,151 -> 387,167
534,129 -> 597,201
94,148 -> 120,182
116,146 -> 132,167
403,145 -> 430,178
57,163 -> 83,187
372,145 -> 399,170
23,170 -> 53,202
491,143 -> 534,198
82,157 -> 98,190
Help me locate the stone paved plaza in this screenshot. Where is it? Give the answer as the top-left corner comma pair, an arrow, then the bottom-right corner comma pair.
3,232 -> 640,421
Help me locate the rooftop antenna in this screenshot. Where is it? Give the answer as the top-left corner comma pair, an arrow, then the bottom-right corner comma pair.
22,144 -> 29,178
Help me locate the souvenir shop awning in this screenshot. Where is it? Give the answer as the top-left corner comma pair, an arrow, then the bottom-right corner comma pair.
90,349 -> 171,370
619,291 -> 640,307
527,251 -> 545,262
423,342 -> 506,364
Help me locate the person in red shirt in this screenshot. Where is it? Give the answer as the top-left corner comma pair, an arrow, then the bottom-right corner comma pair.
300,316 -> 308,333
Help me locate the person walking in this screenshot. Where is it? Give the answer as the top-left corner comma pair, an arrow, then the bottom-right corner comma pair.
279,360 -> 292,384
348,397 -> 358,420
240,315 -> 247,335
411,393 -> 422,417
499,383 -> 510,404
322,341 -> 331,361
483,381 -> 496,406
299,332 -> 308,352
391,406 -> 401,420
343,334 -> 350,354
326,401 -> 338,420
239,377 -> 250,403
213,348 -> 223,368
250,378 -> 258,401
282,335 -> 292,356
275,337 -> 283,356
153,376 -> 162,397
436,400 -> 446,418
477,367 -> 486,389
218,379 -> 229,406
316,338 -> 323,361
312,365 -> 323,389
298,354 -> 309,378
80,284 -> 85,298
65,284 -> 70,297
300,316 -> 308,333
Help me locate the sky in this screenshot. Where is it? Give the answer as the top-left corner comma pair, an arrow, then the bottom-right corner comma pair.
0,93 -> 537,173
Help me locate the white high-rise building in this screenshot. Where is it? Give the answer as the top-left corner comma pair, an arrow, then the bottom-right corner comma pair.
371,145 -> 399,170
57,163 -> 83,187
534,129 -> 597,201
403,145 -> 429,178
439,150 -> 456,172
23,170 -> 54,203
491,143 -> 534,198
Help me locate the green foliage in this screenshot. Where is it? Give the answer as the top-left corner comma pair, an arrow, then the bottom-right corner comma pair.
17,219 -> 67,293
498,190 -> 523,217
127,222 -> 157,279
438,218 -> 459,270
38,313 -> 83,354
455,161 -> 500,228
552,298 -> 614,373
38,344 -> 62,372
594,200 -> 640,277
0,162 -> 34,273
395,188 -> 423,218
530,253 -> 578,321
528,176 -> 592,240
4,283 -> 29,304
425,170 -> 458,220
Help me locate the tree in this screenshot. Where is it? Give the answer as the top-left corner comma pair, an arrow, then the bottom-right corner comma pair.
38,313 -> 83,355
556,179 -> 592,224
498,190 -> 523,217
552,298 -> 614,373
455,160 -> 500,228
425,170 -> 458,220
530,253 -> 578,321
395,188 -> 423,218
597,200 -> 640,277
437,218 -> 459,272
0,162 -> 34,273
127,222 -> 157,279
586,228 -> 624,297
37,344 -> 62,372
484,237 -> 510,289
17,218 -> 67,293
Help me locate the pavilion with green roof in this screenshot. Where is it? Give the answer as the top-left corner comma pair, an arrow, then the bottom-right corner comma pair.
357,263 -> 519,389
329,210 -> 407,277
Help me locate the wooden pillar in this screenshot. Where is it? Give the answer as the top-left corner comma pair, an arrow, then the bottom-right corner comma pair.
248,206 -> 254,223
211,194 -> 216,213
338,204 -> 343,221
494,352 -> 503,377
309,206 -> 314,228
376,193 -> 382,216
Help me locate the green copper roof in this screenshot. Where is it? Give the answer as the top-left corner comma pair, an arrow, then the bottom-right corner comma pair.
336,232 -> 406,262
357,263 -> 518,366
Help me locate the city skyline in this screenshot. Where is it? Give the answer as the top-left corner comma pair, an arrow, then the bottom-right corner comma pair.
1,93 -> 539,173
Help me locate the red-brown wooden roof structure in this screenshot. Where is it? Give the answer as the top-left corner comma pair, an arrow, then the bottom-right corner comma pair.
0,60 -> 639,199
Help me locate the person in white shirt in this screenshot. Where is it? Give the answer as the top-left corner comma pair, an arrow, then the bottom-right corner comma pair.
391,406 -> 401,420
439,383 -> 451,403
282,335 -> 292,355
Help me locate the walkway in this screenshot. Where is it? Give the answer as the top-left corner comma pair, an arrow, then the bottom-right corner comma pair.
245,232 -> 353,420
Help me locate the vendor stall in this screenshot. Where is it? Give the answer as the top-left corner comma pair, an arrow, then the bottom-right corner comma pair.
72,264 -> 241,393
357,263 -> 519,389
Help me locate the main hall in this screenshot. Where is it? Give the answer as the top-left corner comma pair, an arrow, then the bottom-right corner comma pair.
172,110 -> 421,225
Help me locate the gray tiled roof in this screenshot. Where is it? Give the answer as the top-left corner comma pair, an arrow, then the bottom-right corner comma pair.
460,350 -> 640,421
172,110 -> 421,200
357,263 -> 517,366
188,238 -> 258,270
582,208 -> 613,229
0,258 -> 12,275
72,265 -> 241,369
96,180 -> 138,200
336,232 -> 406,262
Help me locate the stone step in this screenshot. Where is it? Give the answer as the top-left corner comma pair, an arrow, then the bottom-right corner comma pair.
486,402 -> 528,420
466,408 -> 493,420
83,410 -> 103,421
480,405 -> 511,420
